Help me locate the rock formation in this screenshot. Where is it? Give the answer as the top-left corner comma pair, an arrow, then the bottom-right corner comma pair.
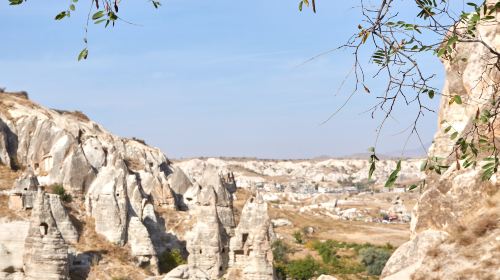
184,185 -> 230,279
0,92 -> 182,268
23,191 -> 70,280
226,193 -> 275,280
382,2 -> 500,279
183,166 -> 236,233
0,221 -> 30,276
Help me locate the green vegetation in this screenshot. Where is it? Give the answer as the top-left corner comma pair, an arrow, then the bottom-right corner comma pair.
51,184 -> 72,203
292,231 -> 304,244
312,240 -> 338,264
272,240 -> 290,263
286,255 -> 322,280
273,239 -> 394,280
359,247 -> 391,276
158,249 -> 186,274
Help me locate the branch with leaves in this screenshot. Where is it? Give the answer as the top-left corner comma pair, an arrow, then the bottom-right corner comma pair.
8,0 -> 161,60
300,0 -> 500,185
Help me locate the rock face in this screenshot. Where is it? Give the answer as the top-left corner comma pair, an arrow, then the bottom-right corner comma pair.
382,3 -> 500,279
0,92 -> 181,265
183,166 -> 236,233
227,194 -> 275,280
381,230 -> 448,278
0,221 -> 30,275
23,191 -> 70,280
185,185 -> 229,280
171,177 -> 274,280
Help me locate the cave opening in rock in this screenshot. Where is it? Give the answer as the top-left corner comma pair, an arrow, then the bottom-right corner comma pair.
39,222 -> 48,236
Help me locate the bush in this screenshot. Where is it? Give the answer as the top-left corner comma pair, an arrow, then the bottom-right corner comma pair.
358,247 -> 391,275
274,262 -> 288,280
272,240 -> 290,263
286,255 -> 320,280
292,231 -> 304,244
158,249 -> 186,274
51,184 -> 72,203
312,240 -> 338,265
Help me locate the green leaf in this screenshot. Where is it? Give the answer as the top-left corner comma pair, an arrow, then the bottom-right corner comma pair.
92,11 -> 104,20
94,19 -> 106,24
8,0 -> 23,5
152,0 -> 161,8
447,35 -> 458,46
450,132 -> 458,140
70,4 -> 75,11
54,11 -> 67,20
420,160 -> 428,171
408,184 -> 418,191
384,160 -> 401,188
78,48 -> 88,61
437,48 -> 446,57
454,95 -> 463,104
299,1 -> 303,11
428,90 -> 435,99
444,126 -> 452,133
368,162 -> 376,180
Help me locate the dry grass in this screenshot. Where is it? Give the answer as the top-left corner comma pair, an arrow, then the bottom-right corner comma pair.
0,164 -> 18,190
123,158 -> 145,171
64,201 -> 152,280
449,212 -> 498,247
54,109 -> 90,122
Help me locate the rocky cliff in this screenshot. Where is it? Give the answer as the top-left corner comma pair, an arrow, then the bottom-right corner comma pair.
381,3 -> 500,279
0,92 -> 181,270
0,92 -> 278,279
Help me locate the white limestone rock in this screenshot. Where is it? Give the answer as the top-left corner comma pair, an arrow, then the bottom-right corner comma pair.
227,194 -> 274,280
185,188 -> 229,280
0,221 -> 30,273
381,230 -> 448,279
23,191 -> 70,280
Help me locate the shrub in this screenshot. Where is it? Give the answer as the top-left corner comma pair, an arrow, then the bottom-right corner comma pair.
312,240 -> 338,265
286,255 -> 320,280
158,249 -> 186,274
292,231 -> 304,244
272,240 -> 290,263
274,262 -> 288,280
358,247 -> 391,275
51,184 -> 72,203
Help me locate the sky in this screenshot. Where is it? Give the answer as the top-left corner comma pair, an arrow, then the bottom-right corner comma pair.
0,0 -> 448,159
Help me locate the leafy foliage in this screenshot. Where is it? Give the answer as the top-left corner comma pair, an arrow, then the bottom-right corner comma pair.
311,240 -> 338,265
292,231 -> 304,244
271,240 -> 291,263
358,247 -> 391,276
286,255 -> 321,280
158,249 -> 186,274
51,184 -> 72,203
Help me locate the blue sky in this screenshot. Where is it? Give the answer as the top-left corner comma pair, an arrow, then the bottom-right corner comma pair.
0,1 -> 447,159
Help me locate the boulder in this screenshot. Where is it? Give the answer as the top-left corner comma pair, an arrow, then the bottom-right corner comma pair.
271,218 -> 292,227
381,230 -> 448,278
317,275 -> 338,280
